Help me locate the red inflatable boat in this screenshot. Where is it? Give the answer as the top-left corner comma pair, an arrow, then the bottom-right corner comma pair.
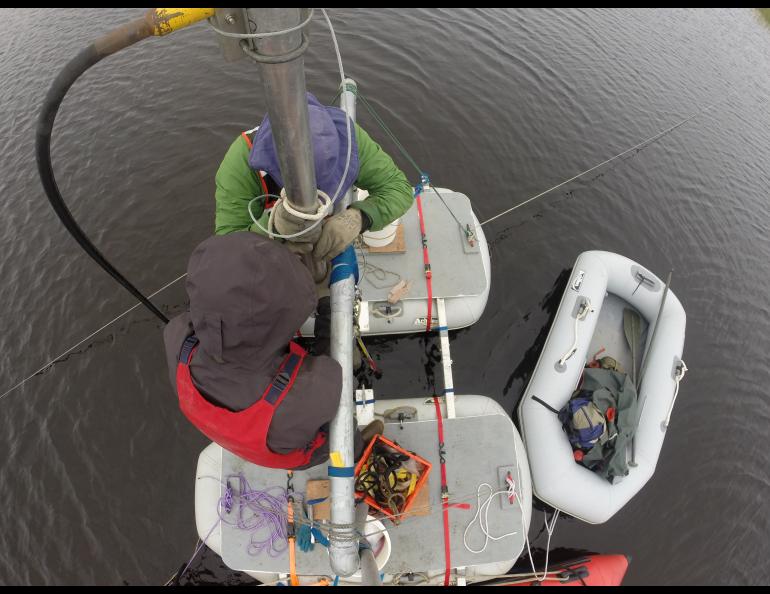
506,554 -> 630,586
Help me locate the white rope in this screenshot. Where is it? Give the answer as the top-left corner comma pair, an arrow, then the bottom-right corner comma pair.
663,360 -> 688,428
0,272 -> 188,402
463,479 -> 519,555
479,91 -> 734,227
557,298 -> 593,367
511,418 -> 560,582
320,8 -> 353,209
248,190 -> 332,240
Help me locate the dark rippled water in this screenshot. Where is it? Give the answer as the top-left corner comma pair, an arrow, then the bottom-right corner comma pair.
1,8 -> 769,586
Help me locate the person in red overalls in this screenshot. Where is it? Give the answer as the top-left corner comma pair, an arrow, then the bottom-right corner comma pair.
163,232 -> 367,469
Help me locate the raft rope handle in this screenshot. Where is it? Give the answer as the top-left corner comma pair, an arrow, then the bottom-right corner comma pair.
663,360 -> 688,429
557,298 -> 593,367
462,480 -> 519,555
371,305 -> 403,319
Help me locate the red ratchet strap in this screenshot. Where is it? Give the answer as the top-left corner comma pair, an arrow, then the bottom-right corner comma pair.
433,396 -> 451,586
415,188 -> 433,332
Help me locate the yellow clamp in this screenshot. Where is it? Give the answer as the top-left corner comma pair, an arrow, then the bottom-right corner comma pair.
148,8 -> 215,36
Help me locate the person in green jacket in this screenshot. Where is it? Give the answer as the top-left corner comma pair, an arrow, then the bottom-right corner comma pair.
214,93 -> 413,261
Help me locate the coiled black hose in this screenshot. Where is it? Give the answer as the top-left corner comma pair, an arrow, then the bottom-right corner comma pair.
35,17 -> 169,323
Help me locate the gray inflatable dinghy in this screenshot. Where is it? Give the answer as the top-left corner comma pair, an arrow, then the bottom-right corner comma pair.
518,251 -> 686,524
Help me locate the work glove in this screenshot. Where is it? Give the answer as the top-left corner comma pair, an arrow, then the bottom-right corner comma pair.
313,207 -> 362,261
316,263 -> 331,300
273,199 -> 322,252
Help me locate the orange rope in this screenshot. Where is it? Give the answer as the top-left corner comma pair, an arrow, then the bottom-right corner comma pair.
287,497 -> 299,586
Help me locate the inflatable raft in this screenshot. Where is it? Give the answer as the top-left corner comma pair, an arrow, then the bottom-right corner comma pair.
518,251 -> 686,524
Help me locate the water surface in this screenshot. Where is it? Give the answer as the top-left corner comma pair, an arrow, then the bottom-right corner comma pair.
1,8 -> 769,585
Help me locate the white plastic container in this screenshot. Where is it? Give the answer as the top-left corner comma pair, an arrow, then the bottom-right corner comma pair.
357,188 -> 400,248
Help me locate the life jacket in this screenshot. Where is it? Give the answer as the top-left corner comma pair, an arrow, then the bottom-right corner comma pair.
176,335 -> 327,469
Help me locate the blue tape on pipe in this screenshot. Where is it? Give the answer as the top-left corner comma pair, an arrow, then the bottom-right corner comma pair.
329,245 -> 359,285
327,465 -> 356,478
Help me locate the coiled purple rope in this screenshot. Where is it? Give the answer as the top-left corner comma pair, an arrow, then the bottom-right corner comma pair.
219,473 -> 291,558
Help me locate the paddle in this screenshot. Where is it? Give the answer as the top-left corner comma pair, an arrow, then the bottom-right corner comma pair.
628,270 -> 674,467
623,308 -> 643,468
623,308 -> 643,387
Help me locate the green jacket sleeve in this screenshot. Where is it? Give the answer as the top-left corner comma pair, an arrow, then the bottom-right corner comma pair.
214,136 -> 268,236
214,124 -> 413,236
348,124 -> 414,232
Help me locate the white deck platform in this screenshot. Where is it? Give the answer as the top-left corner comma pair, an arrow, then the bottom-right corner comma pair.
195,395 -> 532,585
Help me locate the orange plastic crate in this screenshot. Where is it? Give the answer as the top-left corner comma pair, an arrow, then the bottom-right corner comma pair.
354,434 -> 432,522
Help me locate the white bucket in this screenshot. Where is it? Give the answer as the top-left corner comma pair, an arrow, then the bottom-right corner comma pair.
329,516 -> 391,583
351,516 -> 391,576
363,222 -> 399,248
357,188 -> 400,248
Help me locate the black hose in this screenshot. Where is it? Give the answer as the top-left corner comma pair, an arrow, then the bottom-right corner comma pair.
35,19 -> 169,324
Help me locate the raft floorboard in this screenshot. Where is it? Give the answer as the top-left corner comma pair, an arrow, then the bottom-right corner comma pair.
218,413 -> 524,575
587,293 -> 649,375
359,190 -> 486,302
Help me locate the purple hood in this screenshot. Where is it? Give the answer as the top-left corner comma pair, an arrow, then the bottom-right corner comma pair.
248,93 -> 359,202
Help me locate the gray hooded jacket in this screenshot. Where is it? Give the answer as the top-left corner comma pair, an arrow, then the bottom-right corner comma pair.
163,232 -> 342,468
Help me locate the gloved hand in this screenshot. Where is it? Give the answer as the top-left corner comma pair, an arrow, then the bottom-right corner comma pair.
297,523 -> 314,553
283,241 -> 313,256
273,199 -> 322,247
313,208 -> 362,261
316,263 -> 331,300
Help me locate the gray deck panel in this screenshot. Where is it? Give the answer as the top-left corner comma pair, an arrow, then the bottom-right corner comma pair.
587,293 -> 649,375
359,191 -> 487,302
219,413 -> 524,575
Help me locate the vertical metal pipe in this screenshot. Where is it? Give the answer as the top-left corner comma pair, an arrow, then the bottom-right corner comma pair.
335,79 -> 357,213
327,78 -> 359,578
248,8 -> 317,212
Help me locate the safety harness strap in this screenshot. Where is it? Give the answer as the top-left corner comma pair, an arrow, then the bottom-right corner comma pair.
433,395 -> 452,586
179,335 -> 307,409
260,342 -> 306,406
178,335 -> 199,364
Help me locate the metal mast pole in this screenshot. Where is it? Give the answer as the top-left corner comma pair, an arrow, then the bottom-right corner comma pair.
249,8 -> 317,213
247,9 -> 360,577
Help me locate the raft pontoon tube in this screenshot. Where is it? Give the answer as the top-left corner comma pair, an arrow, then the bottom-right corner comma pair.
518,251 -> 686,524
